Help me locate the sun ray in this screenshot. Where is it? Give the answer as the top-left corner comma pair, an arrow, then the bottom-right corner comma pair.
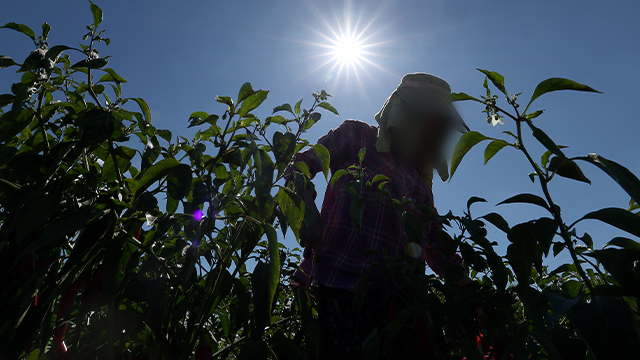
269,0 -> 406,104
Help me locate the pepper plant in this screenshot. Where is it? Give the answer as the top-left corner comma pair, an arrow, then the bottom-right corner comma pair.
0,3 -> 334,359
2,2 -> 640,360
340,71 -> 640,359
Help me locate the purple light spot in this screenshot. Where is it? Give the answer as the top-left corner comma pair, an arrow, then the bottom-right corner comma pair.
193,209 -> 204,221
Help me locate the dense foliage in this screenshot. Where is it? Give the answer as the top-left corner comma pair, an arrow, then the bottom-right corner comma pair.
1,4 -> 639,360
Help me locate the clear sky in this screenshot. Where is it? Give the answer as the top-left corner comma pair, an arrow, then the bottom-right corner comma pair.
2,0 -> 639,269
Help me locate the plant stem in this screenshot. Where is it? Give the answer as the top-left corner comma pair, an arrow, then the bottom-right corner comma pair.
35,88 -> 50,152
515,119 -> 596,294
108,140 -> 123,185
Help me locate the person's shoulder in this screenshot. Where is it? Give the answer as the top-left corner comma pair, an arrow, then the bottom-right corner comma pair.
337,119 -> 378,134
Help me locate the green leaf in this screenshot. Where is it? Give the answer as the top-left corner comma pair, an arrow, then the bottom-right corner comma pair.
71,57 -> 108,69
577,207 -> 640,237
294,99 -> 302,116
541,145 -> 568,168
90,1 -> 103,27
402,212 -> 423,243
215,95 -> 233,107
481,212 -> 510,233
477,68 -> 507,95
266,115 -> 286,125
525,110 -> 545,119
0,55 -> 18,69
98,68 -> 127,83
576,153 -> 640,206
237,82 -> 254,103
350,198 -> 365,231
41,22 -> 51,40
544,289 -> 580,322
293,161 -> 310,179
188,113 -> 218,128
264,224 -> 280,310
528,77 -> 601,107
506,228 -> 536,283
527,121 -> 565,158
370,174 -> 390,184
251,261 -> 273,335
451,131 -> 490,177
0,94 -> 14,108
498,193 -> 550,211
587,248 -> 640,296
132,158 -> 181,202
272,103 -> 293,115
317,101 -> 339,116
484,140 -> 510,165
548,157 -> 591,184
275,187 -> 304,238
358,147 -> 366,165
272,131 -> 296,165
238,90 -> 268,118
606,237 -> 640,251
312,144 -> 330,180
446,92 -> 481,102
46,45 -> 74,64
507,218 -> 556,277
255,151 -> 274,218
1,23 -> 36,44
189,111 -> 209,121
127,97 -> 152,123
534,217 -> 558,257
467,196 -> 487,211
17,49 -> 46,72
568,296 -> 640,360
330,169 -> 349,186
166,164 -> 192,200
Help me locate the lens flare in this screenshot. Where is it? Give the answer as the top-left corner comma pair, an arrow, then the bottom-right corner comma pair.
193,209 -> 204,221
404,242 -> 422,259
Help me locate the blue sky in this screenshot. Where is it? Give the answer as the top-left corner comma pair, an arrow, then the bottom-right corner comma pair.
2,0 -> 639,269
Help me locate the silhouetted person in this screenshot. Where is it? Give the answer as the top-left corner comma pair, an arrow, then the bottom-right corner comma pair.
287,73 -> 470,359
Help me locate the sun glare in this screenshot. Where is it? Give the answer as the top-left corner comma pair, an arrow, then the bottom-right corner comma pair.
292,0 -> 398,94
331,34 -> 364,65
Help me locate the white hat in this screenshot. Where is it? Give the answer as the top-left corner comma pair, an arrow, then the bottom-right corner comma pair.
374,73 -> 468,185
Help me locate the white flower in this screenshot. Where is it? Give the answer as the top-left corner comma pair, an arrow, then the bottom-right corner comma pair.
491,114 -> 504,126
145,213 -> 157,227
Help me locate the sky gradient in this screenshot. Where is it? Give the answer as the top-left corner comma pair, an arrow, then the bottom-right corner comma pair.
2,0 -> 639,269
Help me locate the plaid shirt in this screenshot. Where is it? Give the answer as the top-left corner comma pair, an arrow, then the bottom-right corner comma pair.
287,120 -> 461,291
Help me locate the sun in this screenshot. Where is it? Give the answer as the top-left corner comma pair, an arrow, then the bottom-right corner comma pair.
330,34 -> 364,66
291,0 -> 398,98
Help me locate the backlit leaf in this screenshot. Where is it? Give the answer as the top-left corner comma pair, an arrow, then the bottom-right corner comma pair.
498,193 -> 550,211
477,68 -> 507,95
577,153 -> 640,206
1,22 -> 36,44
577,208 -> 640,238
312,144 -> 330,180
451,131 -> 490,177
238,90 -> 268,118
549,157 -> 591,184
317,101 -> 339,116
484,139 -> 510,165
528,77 -> 601,107
90,1 -> 103,27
